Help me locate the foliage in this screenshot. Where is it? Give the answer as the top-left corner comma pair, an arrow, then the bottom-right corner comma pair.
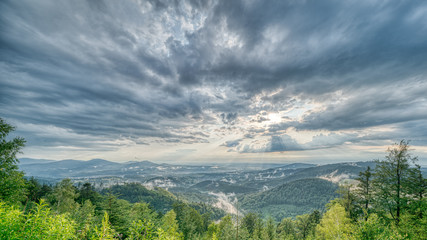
0,118 -> 26,203
52,178 -> 80,214
0,200 -> 76,240
240,178 -> 338,221
93,211 -> 116,240
355,166 -> 372,220
315,203 -> 353,240
102,183 -> 176,213
127,219 -> 157,240
103,193 -> 132,236
161,210 -> 183,239
173,201 -> 207,239
373,140 -> 419,225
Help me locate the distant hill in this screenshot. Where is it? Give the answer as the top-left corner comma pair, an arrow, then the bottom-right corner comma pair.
18,159 -> 122,178
19,158 -> 56,165
18,158 -> 232,179
277,162 -> 376,183
239,178 -> 339,220
235,161 -> 376,190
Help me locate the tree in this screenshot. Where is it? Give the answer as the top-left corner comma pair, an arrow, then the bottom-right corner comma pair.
336,183 -> 359,221
103,193 -> 132,235
265,216 -> 276,240
407,164 -> 426,219
315,203 -> 353,240
74,200 -> 96,239
25,177 -> 42,202
94,211 -> 116,240
127,219 -> 157,240
0,200 -> 77,240
277,218 -> 296,239
160,210 -> 182,239
77,182 -> 100,205
252,215 -> 266,240
241,212 -> 258,236
173,202 -> 204,239
52,179 -> 80,214
130,202 -> 159,227
356,166 -> 372,220
373,140 -> 417,225
295,214 -> 313,239
0,118 -> 26,203
218,215 -> 235,240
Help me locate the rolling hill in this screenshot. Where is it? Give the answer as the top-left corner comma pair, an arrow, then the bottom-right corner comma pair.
239,178 -> 339,220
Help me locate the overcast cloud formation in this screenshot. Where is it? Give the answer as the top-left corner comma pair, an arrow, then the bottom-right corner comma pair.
1,0 -> 427,163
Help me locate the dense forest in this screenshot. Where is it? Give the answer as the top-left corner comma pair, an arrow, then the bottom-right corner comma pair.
239,178 -> 339,220
1,118 -> 426,239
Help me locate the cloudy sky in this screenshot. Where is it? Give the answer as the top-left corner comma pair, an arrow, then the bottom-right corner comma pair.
1,0 -> 427,164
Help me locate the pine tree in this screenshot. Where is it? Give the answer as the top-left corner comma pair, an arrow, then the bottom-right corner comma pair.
241,212 -> 258,236
356,166 -> 372,220
277,218 -> 296,239
373,140 -> 417,225
161,210 -> 182,239
218,215 -> 235,240
265,216 -> 276,240
52,178 -> 80,214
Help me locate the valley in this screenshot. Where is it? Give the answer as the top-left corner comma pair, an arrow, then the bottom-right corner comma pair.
19,158 -> 379,220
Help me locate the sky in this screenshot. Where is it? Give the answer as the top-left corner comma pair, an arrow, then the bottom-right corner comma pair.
1,0 -> 427,164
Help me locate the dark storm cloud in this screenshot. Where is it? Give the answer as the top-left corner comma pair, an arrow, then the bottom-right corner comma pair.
1,0 -> 427,151
182,1 -> 427,93
0,0 -> 212,145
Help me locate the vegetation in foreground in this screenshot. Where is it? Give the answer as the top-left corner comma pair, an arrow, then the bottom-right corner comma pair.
1,118 -> 426,239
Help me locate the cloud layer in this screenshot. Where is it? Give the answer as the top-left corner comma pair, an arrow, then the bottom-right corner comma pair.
1,0 -> 426,162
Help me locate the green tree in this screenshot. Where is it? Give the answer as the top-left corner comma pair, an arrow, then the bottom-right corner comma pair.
0,118 -> 26,203
77,182 -> 101,205
373,140 -> 417,225
173,202 -> 204,239
206,222 -> 219,240
336,183 -> 359,221
295,214 -> 312,239
0,200 -> 77,240
0,201 -> 24,239
130,202 -> 159,227
103,193 -> 132,235
75,199 -> 96,239
353,213 -> 385,240
277,218 -> 296,239
94,211 -> 116,240
355,166 -> 372,220
407,164 -> 426,219
241,212 -> 258,236
252,216 -> 266,240
161,210 -> 182,239
26,177 -> 42,202
52,178 -> 80,214
218,215 -> 235,240
315,203 -> 353,240
127,219 -> 157,240
265,216 -> 276,240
